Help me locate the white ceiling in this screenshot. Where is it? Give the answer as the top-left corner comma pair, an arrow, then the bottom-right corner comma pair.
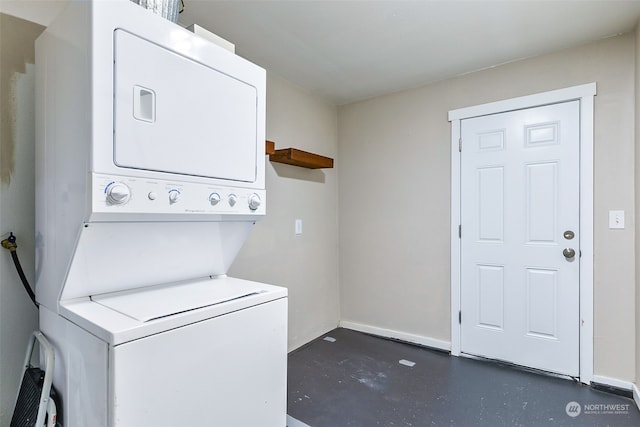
178,0 -> 640,105
3,1 -> 640,105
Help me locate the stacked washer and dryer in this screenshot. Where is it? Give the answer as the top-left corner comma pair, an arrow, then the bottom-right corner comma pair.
35,0 -> 287,425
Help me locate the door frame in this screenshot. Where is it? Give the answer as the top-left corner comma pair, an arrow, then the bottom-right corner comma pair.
448,83 -> 596,384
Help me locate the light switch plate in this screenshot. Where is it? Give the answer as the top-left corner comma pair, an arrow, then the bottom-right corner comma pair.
609,210 -> 624,229
295,219 -> 303,235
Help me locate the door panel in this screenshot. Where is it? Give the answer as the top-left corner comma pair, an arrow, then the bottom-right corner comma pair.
477,167 -> 504,241
525,268 -> 558,338
477,265 -> 504,329
460,101 -> 580,376
526,162 -> 557,243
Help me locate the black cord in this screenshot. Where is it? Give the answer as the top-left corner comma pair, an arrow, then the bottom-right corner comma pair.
2,233 -> 38,308
10,250 -> 37,307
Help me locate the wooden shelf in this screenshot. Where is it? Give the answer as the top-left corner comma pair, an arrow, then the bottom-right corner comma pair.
265,140 -> 276,155
266,140 -> 334,169
269,148 -> 334,169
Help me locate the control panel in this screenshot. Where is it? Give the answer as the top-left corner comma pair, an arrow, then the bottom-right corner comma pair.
91,174 -> 265,217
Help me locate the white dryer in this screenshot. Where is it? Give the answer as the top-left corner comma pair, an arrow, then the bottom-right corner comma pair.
35,1 -> 287,425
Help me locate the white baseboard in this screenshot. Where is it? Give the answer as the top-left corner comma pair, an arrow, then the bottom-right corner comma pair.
338,321 -> 451,351
288,325 -> 339,353
591,374 -> 634,391
633,383 -> 640,412
287,415 -> 311,427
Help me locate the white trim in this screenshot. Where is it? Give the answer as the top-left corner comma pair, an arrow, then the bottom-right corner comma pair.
579,87 -> 595,385
448,83 -> 597,121
448,82 -> 596,384
339,321 -> 451,351
591,375 -> 634,391
450,117 -> 462,357
633,383 -> 640,413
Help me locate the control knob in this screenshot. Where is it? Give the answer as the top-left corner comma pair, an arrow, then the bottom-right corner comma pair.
209,192 -> 221,206
168,190 -> 180,204
106,182 -> 131,205
248,193 -> 261,211
228,194 -> 237,207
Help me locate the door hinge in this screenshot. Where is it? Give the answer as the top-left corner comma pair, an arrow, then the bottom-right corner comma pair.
458,224 -> 462,238
459,310 -> 462,324
458,137 -> 462,152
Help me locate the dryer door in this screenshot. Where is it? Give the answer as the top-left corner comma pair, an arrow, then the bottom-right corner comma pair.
113,29 -> 258,183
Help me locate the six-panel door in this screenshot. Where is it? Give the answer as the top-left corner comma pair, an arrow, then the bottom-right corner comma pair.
460,101 -> 580,376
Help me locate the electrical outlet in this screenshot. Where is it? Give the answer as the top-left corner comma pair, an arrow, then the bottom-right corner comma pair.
609,210 -> 624,229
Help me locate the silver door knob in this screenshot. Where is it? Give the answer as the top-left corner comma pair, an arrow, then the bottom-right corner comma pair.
563,248 -> 576,259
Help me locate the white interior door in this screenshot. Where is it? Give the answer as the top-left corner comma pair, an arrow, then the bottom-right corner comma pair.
460,100 -> 580,377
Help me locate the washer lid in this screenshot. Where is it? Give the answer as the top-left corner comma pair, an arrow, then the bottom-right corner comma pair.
91,278 -> 261,322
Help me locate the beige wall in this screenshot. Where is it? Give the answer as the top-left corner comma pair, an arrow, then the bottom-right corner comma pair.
229,73 -> 340,351
339,33 -> 636,381
0,13 -> 44,425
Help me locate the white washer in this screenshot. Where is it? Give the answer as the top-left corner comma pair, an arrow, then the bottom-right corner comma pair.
40,278 -> 287,426
35,1 -> 287,425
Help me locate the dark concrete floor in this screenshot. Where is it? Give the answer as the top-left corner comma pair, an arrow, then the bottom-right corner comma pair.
288,328 -> 640,427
